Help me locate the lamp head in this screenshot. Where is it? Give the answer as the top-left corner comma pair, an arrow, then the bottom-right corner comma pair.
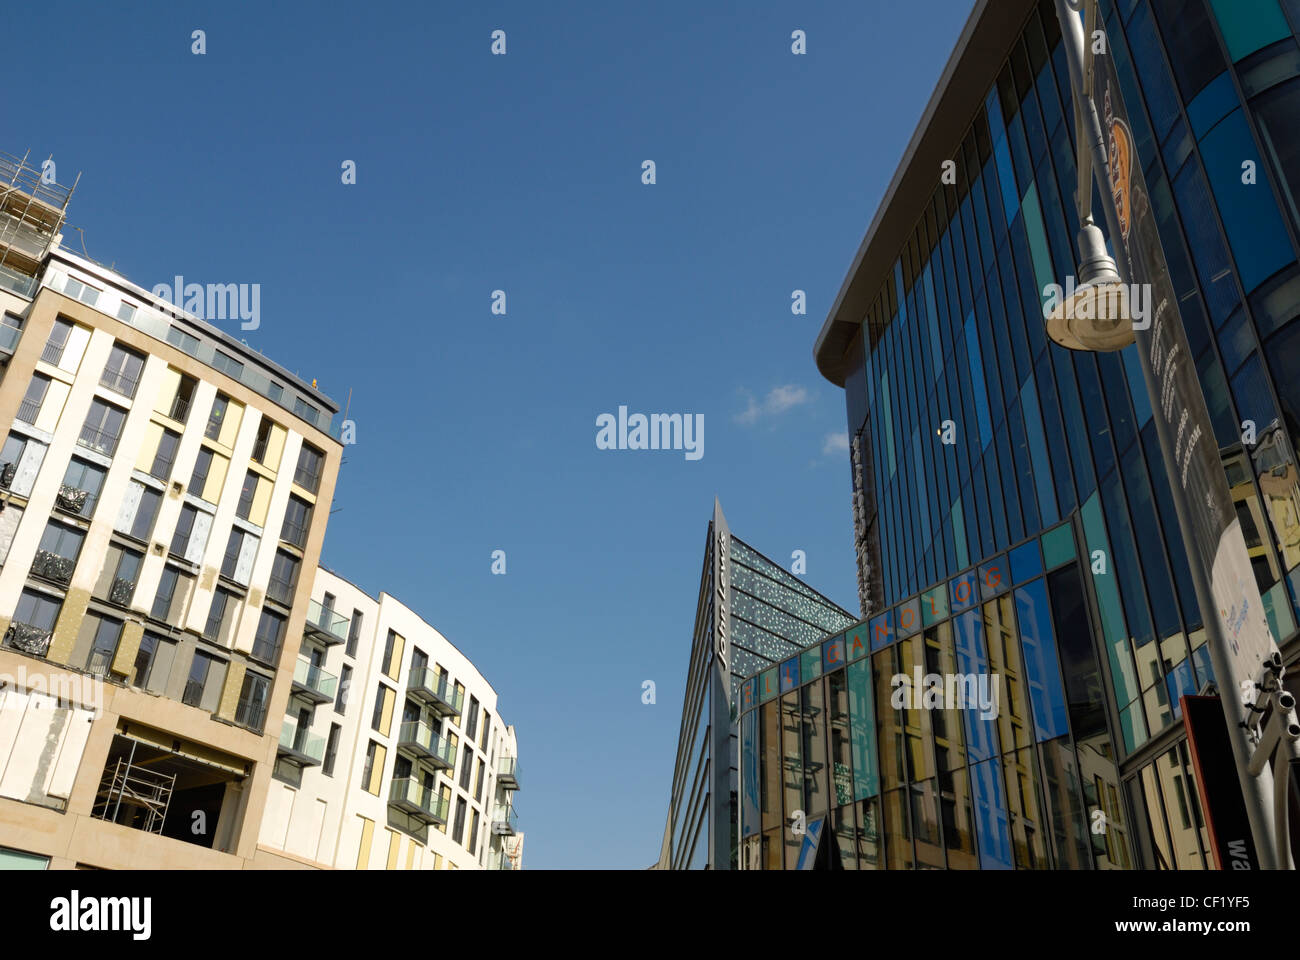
1045,221 -> 1135,351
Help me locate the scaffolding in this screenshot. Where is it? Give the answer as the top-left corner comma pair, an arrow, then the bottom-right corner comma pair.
0,149 -> 78,297
91,755 -> 176,836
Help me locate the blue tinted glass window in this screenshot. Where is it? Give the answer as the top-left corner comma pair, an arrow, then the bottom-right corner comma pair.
741,709 -> 760,836
1173,155 -> 1243,326
1020,375 -> 1058,526
779,658 -> 800,693
847,659 -> 880,801
1199,108 -> 1296,291
1208,0 -> 1293,60
963,311 -> 994,450
1186,71 -> 1238,137
1010,540 -> 1043,584
1014,578 -> 1070,741
1126,2 -> 1184,140
970,757 -> 1014,869
1150,0 -> 1229,100
954,609 -> 998,762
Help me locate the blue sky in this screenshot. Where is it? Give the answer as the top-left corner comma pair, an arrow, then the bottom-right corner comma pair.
13,0 -> 974,868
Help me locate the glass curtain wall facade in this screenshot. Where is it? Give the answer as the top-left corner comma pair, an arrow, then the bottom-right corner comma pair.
798,0 -> 1300,869
662,503 -> 855,869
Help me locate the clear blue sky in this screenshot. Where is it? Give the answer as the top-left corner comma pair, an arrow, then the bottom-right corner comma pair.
14,0 -> 974,868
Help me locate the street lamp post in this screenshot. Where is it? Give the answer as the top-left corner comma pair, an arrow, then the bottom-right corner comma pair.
1049,0 -> 1297,869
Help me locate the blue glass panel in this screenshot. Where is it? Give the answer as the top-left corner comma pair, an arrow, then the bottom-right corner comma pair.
897,596 -> 921,638
1165,657 -> 1199,721
846,621 -> 869,662
1126,3 -> 1183,140
1192,640 -> 1215,690
1010,540 -> 1043,585
922,584 -> 949,626
1199,109 -> 1296,292
1209,0 -> 1293,61
950,570 -> 979,612
994,133 -> 1020,224
758,667 -> 779,703
1121,343 -> 1154,426
979,554 -> 1009,599
1015,578 -> 1070,741
801,646 -> 822,682
1187,71 -> 1238,138
1020,375 -> 1058,526
869,610 -> 893,652
779,657 -> 800,693
822,634 -> 847,672
848,658 -> 880,801
954,609 -> 998,763
1173,158 -> 1243,326
970,757 -> 1014,870
740,678 -> 757,713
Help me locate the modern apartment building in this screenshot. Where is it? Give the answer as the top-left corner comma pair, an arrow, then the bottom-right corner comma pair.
257,566 -> 523,870
795,0 -> 1300,868
0,151 -> 345,869
656,501 -> 855,869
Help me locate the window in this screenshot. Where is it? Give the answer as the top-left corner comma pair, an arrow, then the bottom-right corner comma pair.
165,372 -> 197,423
62,278 -> 100,307
268,382 -> 283,403
7,589 -> 61,654
336,663 -> 352,713
42,318 -> 73,365
293,396 -> 319,423
58,458 -> 106,519
190,448 -> 214,496
116,301 -> 136,323
0,433 -> 26,489
324,724 -> 342,776
474,757 -> 485,803
204,588 -> 234,641
213,350 -> 244,379
381,629 -> 404,679
79,398 -> 126,456
362,741 -> 385,796
182,650 -> 223,710
452,797 -> 467,844
220,529 -> 245,581
34,521 -> 84,584
152,566 -> 180,620
468,809 -> 480,855
346,609 -> 362,657
171,504 -> 198,557
17,373 -> 49,424
466,696 -> 480,740
132,631 -> 170,688
479,712 -> 491,752
236,470 -> 258,521
235,671 -> 270,732
267,550 -> 299,605
166,326 -> 199,355
281,495 -> 311,548
372,684 -> 395,736
205,394 -> 229,440
85,616 -> 123,678
252,608 -> 285,663
252,417 -> 275,464
130,486 -> 163,542
103,547 -> 142,607
100,343 -> 144,397
149,428 -> 181,480
294,443 -> 324,493
459,746 -> 473,790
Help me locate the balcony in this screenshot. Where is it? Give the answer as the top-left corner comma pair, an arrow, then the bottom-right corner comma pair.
16,398 -> 39,424
99,368 -> 140,398
54,483 -> 90,517
497,755 -> 521,791
388,777 -> 449,825
108,577 -> 136,607
290,656 -> 337,705
277,716 -> 325,767
407,667 -> 462,718
40,339 -> 65,366
77,425 -> 120,457
233,696 -> 267,733
0,323 -> 20,355
395,720 -> 456,769
31,549 -> 75,586
164,394 -> 190,424
303,599 -> 348,645
492,803 -> 518,836
84,648 -> 114,679
3,620 -> 52,657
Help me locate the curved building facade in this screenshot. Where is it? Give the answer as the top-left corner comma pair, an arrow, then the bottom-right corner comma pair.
746,0 -> 1300,869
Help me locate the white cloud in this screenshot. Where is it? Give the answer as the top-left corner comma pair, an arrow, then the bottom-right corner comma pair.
822,431 -> 849,455
735,384 -> 810,425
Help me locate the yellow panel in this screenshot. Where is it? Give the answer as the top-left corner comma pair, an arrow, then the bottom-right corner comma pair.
154,367 -> 181,417
379,686 -> 394,737
250,475 -> 271,527
356,816 -> 374,869
219,398 -> 244,448
368,744 -> 387,794
390,633 -> 405,679
386,829 -> 400,870
203,452 -> 230,504
264,422 -> 287,472
135,421 -> 164,473
433,853 -> 443,870
35,380 -> 69,434
406,841 -> 417,870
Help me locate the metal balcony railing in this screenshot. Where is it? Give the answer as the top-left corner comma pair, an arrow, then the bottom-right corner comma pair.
304,599 -> 348,644
99,367 -> 140,398
0,323 -> 20,353
234,696 -> 267,733
54,483 -> 90,516
166,394 -> 190,423
497,755 -> 521,790
16,398 -> 39,424
492,804 -> 519,836
77,424 -> 119,457
85,648 -> 113,679
31,549 -> 75,585
3,620 -> 52,657
40,339 -> 65,365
